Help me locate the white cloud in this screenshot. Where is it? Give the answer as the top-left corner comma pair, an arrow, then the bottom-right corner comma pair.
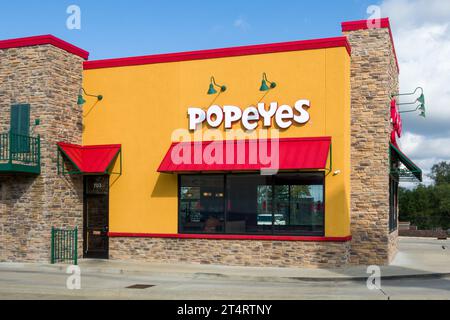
381,0 -> 450,28
380,0 -> 450,185
399,132 -> 450,184
233,17 -> 250,32
399,132 -> 450,160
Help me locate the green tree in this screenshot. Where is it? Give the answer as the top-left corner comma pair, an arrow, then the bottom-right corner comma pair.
399,161 -> 450,230
430,162 -> 450,185
433,184 -> 450,230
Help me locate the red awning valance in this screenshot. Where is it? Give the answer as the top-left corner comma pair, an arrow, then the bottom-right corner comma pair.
57,142 -> 121,174
158,137 -> 331,173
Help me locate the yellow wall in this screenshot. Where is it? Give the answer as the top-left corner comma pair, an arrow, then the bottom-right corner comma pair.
83,46 -> 351,237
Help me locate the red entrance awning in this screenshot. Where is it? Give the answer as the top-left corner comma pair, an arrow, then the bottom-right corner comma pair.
57,142 -> 121,174
158,137 -> 331,173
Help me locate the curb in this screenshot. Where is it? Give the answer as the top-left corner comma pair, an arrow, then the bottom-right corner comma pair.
283,273 -> 450,282
1,263 -> 450,283
190,271 -> 450,282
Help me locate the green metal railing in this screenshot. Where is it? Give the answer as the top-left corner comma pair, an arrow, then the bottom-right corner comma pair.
51,227 -> 78,265
0,132 -> 40,171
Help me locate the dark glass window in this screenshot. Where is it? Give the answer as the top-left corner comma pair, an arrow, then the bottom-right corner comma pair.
179,175 -> 225,234
273,173 -> 324,235
178,173 -> 325,236
226,174 -> 272,234
389,176 -> 399,232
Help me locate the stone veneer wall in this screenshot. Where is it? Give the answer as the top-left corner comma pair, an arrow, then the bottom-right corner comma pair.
110,237 -> 351,268
0,44 -> 84,262
343,26 -> 399,265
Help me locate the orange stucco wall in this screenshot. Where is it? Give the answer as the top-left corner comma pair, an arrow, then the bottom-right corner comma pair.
82,46 -> 351,237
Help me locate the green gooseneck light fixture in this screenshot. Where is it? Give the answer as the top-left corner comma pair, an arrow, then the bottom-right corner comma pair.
419,104 -> 426,118
417,93 -> 425,109
77,88 -> 103,106
260,73 -> 277,92
393,87 -> 426,118
207,77 -> 227,95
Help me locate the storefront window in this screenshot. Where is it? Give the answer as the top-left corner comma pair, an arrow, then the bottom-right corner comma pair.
273,173 -> 325,235
179,173 -> 325,236
389,176 -> 399,232
226,175 -> 273,234
179,175 -> 225,233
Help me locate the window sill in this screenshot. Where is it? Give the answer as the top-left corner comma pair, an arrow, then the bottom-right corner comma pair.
108,232 -> 352,242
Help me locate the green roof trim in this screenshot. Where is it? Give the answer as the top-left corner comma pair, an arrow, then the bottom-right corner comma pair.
390,143 -> 423,182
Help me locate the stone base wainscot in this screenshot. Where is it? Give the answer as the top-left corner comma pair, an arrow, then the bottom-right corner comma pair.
109,237 -> 352,268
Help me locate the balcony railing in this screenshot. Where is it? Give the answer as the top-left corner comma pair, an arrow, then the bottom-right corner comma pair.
0,132 -> 40,174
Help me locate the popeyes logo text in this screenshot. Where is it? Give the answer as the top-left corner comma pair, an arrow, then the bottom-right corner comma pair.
188,100 -> 311,131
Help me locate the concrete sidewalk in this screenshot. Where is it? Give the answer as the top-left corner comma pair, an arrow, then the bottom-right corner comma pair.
1,237 -> 449,282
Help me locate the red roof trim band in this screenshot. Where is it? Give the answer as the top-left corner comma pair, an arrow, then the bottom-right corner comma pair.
341,18 -> 391,31
84,37 -> 351,70
158,137 -> 331,173
0,35 -> 89,60
108,232 -> 352,242
341,18 -> 399,73
57,142 -> 121,174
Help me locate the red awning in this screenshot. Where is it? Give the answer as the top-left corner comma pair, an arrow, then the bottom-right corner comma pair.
158,137 -> 331,173
57,142 -> 121,174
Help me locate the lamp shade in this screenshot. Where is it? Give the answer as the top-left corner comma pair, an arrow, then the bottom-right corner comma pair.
77,95 -> 86,106
207,83 -> 218,95
260,80 -> 270,92
260,73 -> 277,92
418,94 -> 425,108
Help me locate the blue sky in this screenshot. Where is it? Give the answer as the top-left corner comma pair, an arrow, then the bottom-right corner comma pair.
2,0 -> 449,185
0,0 -> 379,60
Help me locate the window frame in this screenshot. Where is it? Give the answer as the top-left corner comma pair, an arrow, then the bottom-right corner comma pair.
177,172 -> 325,237
178,174 -> 226,234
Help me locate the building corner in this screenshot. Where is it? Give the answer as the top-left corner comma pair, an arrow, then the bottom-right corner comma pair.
0,36 -> 86,263
342,18 -> 400,265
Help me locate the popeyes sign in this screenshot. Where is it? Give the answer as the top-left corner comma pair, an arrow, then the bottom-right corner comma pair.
188,100 -> 311,131
390,98 -> 402,146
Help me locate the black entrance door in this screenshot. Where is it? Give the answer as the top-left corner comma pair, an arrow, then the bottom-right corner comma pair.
84,175 -> 109,259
